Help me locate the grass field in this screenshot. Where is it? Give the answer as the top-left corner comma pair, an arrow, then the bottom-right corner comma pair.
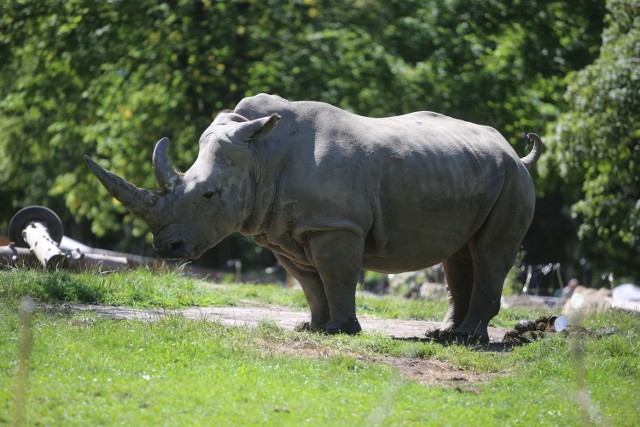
1,268 -> 638,426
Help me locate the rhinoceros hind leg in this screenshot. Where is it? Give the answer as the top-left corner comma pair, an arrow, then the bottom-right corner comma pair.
440,246 -> 474,330
447,249 -> 507,343
451,248 -> 512,343
452,183 -> 534,343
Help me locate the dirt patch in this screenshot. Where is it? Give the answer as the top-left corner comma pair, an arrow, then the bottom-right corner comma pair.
254,335 -> 346,360
371,356 -> 496,390
249,336 -> 497,388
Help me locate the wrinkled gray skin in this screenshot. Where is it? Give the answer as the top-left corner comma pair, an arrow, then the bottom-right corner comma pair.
85,93 -> 542,343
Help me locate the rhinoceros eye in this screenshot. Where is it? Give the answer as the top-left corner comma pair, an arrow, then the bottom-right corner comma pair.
202,191 -> 216,199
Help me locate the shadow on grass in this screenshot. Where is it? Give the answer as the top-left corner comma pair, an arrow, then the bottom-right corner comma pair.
2,270 -> 106,304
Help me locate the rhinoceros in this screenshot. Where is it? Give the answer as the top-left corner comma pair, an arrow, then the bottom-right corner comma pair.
85,93 -> 541,343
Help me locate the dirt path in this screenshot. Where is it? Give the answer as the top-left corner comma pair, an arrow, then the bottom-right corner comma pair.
42,303 -> 514,387
43,303 -> 510,342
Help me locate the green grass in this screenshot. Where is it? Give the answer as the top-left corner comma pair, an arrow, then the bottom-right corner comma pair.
0,268 -> 447,319
1,268 -> 639,426
0,269 -> 539,326
0,268 -> 318,312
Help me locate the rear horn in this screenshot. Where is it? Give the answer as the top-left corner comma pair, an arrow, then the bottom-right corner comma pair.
153,137 -> 182,192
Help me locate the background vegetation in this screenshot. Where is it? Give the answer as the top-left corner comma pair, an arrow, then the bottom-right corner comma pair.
0,0 -> 638,281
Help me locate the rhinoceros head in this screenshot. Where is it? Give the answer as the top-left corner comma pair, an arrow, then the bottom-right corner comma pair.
85,111 -> 280,260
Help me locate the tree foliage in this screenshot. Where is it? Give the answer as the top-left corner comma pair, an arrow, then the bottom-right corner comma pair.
3,0 -> 628,276
545,0 -> 640,277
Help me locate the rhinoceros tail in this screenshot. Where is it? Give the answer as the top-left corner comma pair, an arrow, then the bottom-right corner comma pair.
520,133 -> 543,171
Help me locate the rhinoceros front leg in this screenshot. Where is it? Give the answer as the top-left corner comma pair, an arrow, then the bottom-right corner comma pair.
273,253 -> 331,331
307,230 -> 364,334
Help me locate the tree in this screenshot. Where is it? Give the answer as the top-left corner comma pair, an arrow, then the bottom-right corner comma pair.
0,0 -> 266,252
0,0 -> 609,272
544,0 -> 640,278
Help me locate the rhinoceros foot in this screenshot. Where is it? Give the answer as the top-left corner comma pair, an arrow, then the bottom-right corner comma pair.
426,328 -> 489,346
295,322 -> 325,333
296,318 -> 362,335
324,317 -> 362,335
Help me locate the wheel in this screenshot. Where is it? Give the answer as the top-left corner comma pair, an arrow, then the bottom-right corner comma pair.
8,206 -> 64,248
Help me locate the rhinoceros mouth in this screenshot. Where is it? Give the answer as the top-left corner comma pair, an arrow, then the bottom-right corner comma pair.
153,238 -> 196,260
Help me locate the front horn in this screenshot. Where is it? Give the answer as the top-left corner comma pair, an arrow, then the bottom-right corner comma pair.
153,137 -> 182,192
84,155 -> 156,214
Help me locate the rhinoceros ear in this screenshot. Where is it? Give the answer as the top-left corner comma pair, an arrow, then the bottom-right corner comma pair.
229,114 -> 280,148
